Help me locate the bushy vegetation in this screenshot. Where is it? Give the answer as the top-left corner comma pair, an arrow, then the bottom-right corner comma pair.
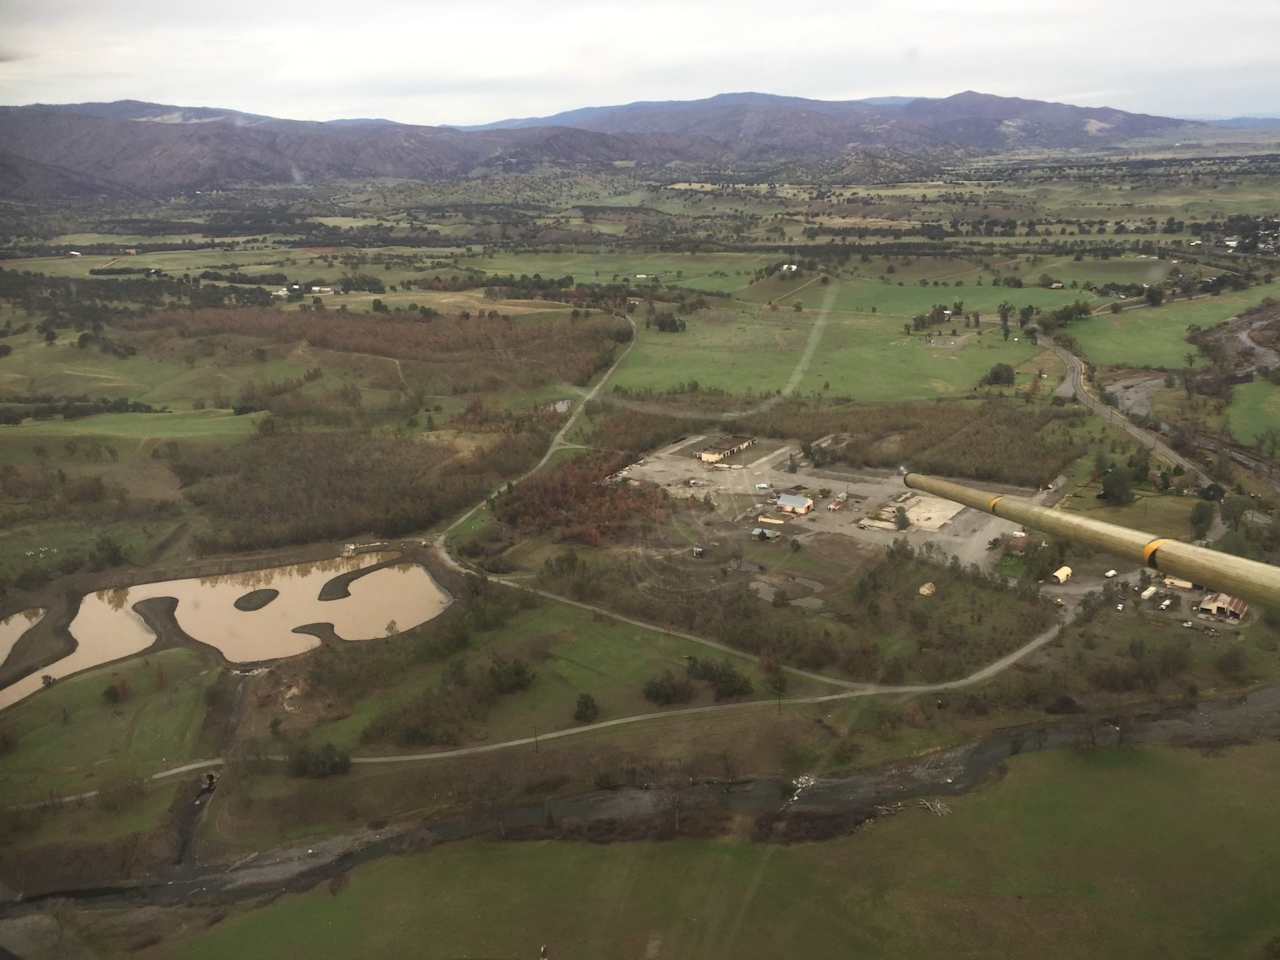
175,427 -> 548,552
120,307 -> 631,392
492,453 -> 673,546
542,539 -> 1053,683
287,742 -> 352,778
746,399 -> 1088,487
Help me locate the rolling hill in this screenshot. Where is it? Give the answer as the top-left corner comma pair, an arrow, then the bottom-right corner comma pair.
0,91 -> 1198,199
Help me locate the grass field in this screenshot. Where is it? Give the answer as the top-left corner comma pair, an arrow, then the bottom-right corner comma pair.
610,295 -> 1041,402
1228,380 -> 1280,445
1060,489 -> 1199,539
0,648 -> 216,803
464,252 -> 779,293
0,327 -> 401,413
143,742 -> 1280,960
742,271 -> 1107,320
311,596 -> 831,753
4,409 -> 264,441
1070,282 -> 1280,369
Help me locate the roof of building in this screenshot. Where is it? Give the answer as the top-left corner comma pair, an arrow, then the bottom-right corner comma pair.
1199,592 -> 1249,617
777,493 -> 813,509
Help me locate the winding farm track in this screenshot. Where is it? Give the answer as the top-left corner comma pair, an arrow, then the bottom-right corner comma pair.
22,618 -> 1066,800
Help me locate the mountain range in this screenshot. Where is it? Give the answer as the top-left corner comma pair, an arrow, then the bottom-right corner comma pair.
0,91 -> 1208,200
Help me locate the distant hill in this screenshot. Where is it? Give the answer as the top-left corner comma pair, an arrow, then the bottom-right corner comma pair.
1208,116 -> 1280,130
0,92 -> 1198,199
0,102 -> 719,199
468,90 -> 1194,157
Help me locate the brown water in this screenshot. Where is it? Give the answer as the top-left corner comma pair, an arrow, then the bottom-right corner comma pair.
0,554 -> 449,711
0,608 -> 46,669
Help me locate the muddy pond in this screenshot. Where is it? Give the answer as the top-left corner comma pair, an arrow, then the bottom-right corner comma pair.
0,609 -> 46,671
0,553 -> 449,711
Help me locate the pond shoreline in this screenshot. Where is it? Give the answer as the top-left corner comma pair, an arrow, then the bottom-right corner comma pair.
0,544 -> 452,711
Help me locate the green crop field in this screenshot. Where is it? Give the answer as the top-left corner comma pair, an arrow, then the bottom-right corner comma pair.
1228,380 -> 1280,445
0,648 -> 215,803
143,742 -> 1280,960
1068,282 -> 1280,369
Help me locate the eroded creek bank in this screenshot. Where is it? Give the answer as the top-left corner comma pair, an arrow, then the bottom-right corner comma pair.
4,682 -> 1278,912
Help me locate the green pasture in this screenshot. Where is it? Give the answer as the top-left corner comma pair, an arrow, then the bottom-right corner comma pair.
742,271 -> 1106,319
1068,282 -> 1280,368
4,409 -> 263,441
313,595 -> 826,752
464,252 -> 779,293
1034,255 -> 1175,286
0,514 -> 186,580
1228,380 -> 1280,446
0,329 -> 395,411
146,742 -> 1280,960
611,299 -> 1040,402
0,649 -> 215,803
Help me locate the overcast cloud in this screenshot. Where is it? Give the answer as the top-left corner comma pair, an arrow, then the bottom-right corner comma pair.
1,0 -> 1277,123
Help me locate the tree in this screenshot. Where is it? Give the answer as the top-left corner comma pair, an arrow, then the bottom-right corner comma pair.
981,362 -> 1016,386
1220,495 -> 1250,530
573,693 -> 599,724
1215,645 -> 1247,680
895,506 -> 910,530
1144,286 -> 1165,307
1101,467 -> 1134,506
1190,500 -> 1215,539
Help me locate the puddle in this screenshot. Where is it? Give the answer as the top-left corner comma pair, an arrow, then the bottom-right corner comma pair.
0,608 -> 46,669
0,554 -> 449,711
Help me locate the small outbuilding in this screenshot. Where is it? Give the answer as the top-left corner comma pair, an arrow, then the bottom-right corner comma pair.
777,493 -> 814,515
1051,566 -> 1072,584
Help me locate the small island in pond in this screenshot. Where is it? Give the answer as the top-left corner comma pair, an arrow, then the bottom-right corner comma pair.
234,589 -> 279,612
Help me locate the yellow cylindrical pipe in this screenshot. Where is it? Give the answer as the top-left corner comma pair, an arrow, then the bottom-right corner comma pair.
902,473 -> 1280,610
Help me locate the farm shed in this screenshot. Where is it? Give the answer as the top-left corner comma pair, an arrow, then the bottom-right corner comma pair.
1198,593 -> 1248,621
777,493 -> 814,515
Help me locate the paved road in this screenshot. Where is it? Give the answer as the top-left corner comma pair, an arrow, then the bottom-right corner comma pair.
1051,342 -> 1209,486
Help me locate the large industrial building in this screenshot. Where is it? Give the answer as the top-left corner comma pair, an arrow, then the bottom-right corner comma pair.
697,435 -> 756,464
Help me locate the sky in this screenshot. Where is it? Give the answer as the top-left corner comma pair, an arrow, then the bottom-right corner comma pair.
1,0 -> 1278,124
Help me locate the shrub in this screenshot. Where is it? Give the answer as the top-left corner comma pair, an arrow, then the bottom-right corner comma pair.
643,670 -> 695,705
488,656 -> 535,694
687,657 -> 754,700
287,742 -> 352,778
573,693 -> 600,724
1215,646 -> 1248,680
